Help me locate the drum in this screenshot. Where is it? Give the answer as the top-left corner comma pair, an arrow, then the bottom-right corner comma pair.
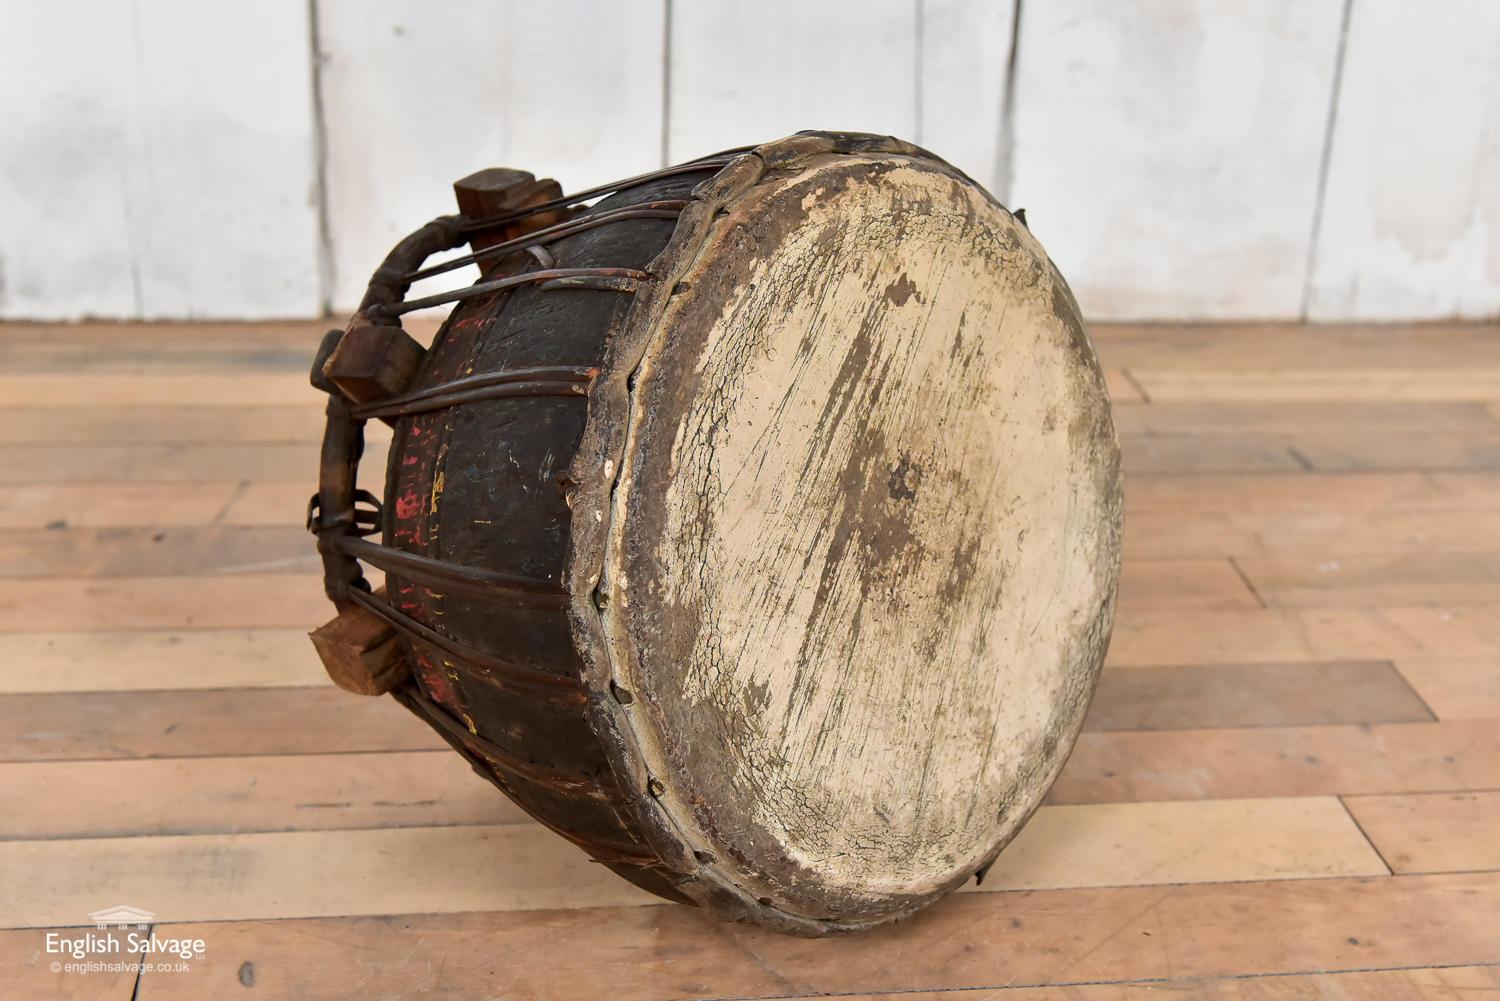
306,132 -> 1122,936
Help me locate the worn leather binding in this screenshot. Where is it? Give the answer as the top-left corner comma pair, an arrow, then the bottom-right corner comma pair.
307,132 -> 1123,936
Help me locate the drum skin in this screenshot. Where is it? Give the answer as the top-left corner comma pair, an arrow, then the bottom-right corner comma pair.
381,133 -> 1122,935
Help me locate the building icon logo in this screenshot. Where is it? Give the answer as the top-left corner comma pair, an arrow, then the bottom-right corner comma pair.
87,905 -> 154,930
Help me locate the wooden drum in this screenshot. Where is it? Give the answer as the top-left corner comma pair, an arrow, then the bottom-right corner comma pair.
306,132 -> 1122,935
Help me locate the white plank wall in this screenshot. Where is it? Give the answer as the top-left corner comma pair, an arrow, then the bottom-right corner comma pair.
0,2 -> 136,320
1,0 -> 1496,321
1306,0 -> 1500,320
0,0 -> 321,320
919,0 -> 1017,198
667,0 -> 1013,208
315,0 -> 666,311
666,0 -> 919,163
1009,0 -> 1346,320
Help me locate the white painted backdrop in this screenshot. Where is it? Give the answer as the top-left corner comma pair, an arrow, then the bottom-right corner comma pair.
1,0 -> 1496,322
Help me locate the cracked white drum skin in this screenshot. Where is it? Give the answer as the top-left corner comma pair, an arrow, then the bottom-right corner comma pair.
572,136 -> 1122,931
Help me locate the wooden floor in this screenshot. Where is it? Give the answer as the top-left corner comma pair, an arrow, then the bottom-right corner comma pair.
2,320 -> 1499,1000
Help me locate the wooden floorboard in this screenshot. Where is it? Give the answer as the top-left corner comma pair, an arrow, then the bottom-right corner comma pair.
1126,508 -> 1500,558
0,799 -> 1388,929
125,874 -> 1500,1001
1343,791 -> 1500,875
0,688 -> 441,761
0,404 -> 331,443
0,574 -> 335,631
1122,430 -> 1500,473
1107,605 -> 1500,666
3,927 -> 144,1000
1091,321 -> 1500,369
2,320 -> 1494,998
1124,470 -> 1500,514
1085,660 -> 1434,730
0,443 -> 365,484
1236,552 -> 1500,607
0,526 -> 314,577
0,629 -> 323,693
1051,720 -> 1500,803
0,373 -> 324,407
0,481 -> 318,529
0,482 -> 249,529
1113,399 -> 1500,434
1393,658 -> 1500,720
0,751 -> 522,840
1116,559 -> 1261,610
752,968 -> 1500,1000
1127,367 -> 1500,402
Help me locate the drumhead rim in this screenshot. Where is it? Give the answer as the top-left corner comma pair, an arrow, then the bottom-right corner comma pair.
565,132 -> 1120,936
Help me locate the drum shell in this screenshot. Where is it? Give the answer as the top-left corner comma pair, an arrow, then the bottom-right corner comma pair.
372,133 -> 1121,935
382,170 -> 708,900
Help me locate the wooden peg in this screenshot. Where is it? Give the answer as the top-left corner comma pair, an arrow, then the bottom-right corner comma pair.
321,321 -> 425,405
453,168 -> 568,271
309,590 -> 411,696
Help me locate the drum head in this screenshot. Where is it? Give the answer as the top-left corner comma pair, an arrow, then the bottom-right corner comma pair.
572,136 -> 1122,928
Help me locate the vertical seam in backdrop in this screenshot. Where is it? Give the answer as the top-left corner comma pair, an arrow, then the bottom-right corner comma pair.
308,0 -> 336,317
1300,0 -> 1356,321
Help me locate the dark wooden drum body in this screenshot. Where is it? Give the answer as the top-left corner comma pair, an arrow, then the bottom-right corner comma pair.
307,133 -> 1122,936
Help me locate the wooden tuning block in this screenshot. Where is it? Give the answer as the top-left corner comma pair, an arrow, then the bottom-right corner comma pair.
453,167 -> 569,270
309,590 -> 411,696
321,321 -> 425,405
